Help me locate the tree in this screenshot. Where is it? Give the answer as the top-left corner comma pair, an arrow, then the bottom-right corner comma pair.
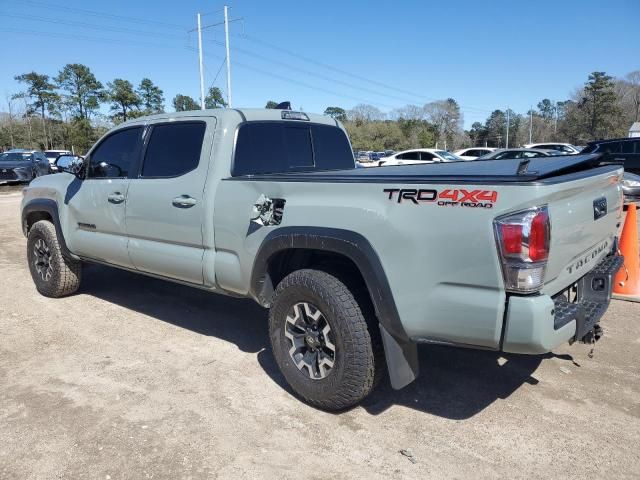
625,71 -> 640,122
468,121 -> 486,146
323,106 -> 347,122
204,86 -> 227,109
424,98 -> 463,149
137,78 -> 164,114
172,94 -> 200,112
265,100 -> 279,109
107,79 -> 141,123
14,71 -> 59,148
581,71 -> 621,139
348,104 -> 385,125
55,64 -> 104,120
537,99 -> 555,121
483,110 -> 507,147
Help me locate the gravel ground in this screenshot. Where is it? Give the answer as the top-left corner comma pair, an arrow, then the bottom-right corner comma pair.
1,186 -> 639,479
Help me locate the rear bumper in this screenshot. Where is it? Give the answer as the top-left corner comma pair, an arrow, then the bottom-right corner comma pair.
502,253 -> 623,354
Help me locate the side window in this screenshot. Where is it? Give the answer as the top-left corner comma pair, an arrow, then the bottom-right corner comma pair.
621,141 -> 635,154
601,142 -> 621,154
398,151 -> 420,160
420,152 -> 435,161
142,122 -> 206,177
522,151 -> 542,158
88,127 -> 142,178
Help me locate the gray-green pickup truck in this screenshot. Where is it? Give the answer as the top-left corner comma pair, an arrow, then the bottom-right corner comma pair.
21,108 -> 624,410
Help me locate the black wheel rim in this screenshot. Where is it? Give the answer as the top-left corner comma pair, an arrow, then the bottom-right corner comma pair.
284,302 -> 336,380
33,238 -> 53,282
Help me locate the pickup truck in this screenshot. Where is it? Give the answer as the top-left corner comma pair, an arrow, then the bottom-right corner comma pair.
21,108 -> 624,410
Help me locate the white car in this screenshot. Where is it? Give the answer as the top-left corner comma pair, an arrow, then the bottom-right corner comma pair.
453,147 -> 496,161
378,148 -> 462,166
522,143 -> 581,154
44,150 -> 73,172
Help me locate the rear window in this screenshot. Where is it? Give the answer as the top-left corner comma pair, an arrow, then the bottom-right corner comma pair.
232,122 -> 353,176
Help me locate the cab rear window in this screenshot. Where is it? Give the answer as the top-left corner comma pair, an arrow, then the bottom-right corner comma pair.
232,121 -> 354,176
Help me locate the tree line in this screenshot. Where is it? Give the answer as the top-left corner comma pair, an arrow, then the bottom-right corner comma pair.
1,63 -> 638,154
338,70 -> 640,151
0,63 -> 227,153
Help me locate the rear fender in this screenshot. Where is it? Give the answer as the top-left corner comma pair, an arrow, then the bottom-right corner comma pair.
251,227 -> 419,389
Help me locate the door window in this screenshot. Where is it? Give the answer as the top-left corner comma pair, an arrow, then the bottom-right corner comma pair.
600,142 -> 621,153
420,152 -> 436,161
142,122 -> 206,177
88,127 -> 142,178
621,141 -> 636,154
398,151 -> 420,160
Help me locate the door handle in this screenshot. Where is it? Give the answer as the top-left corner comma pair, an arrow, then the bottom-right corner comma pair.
107,192 -> 125,204
172,195 -> 197,208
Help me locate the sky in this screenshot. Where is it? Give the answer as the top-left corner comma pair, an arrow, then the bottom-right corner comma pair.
1,0 -> 639,128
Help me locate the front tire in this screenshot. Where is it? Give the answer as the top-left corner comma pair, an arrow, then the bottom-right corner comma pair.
27,220 -> 82,298
269,269 -> 379,410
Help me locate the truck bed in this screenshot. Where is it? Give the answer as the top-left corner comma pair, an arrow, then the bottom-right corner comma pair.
227,153 -> 619,184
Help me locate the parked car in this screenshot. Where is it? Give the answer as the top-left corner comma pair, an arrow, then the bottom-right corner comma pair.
522,143 -> 581,154
581,137 -> 640,175
622,172 -> 640,203
454,147 -> 496,160
44,150 -> 73,172
478,148 -> 570,160
0,149 -> 50,183
378,148 -> 463,166
21,108 -> 623,410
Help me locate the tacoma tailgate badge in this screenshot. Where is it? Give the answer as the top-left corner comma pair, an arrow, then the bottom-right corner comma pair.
593,197 -> 607,220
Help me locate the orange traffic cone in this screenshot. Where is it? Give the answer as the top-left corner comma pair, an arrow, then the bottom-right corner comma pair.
613,203 -> 640,302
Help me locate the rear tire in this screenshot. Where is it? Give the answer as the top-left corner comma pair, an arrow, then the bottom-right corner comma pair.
269,269 -> 379,410
27,220 -> 81,298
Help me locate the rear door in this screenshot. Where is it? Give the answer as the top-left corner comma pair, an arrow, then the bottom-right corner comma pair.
125,119 -> 212,284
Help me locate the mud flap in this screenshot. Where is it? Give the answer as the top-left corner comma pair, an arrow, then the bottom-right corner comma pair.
379,323 -> 419,390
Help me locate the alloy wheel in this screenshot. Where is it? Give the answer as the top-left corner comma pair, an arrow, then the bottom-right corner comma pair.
33,238 -> 53,282
284,302 -> 336,380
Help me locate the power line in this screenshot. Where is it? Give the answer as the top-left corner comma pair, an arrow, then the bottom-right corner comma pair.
187,47 -> 401,110
2,27 -> 189,51
208,38 -> 489,118
2,13 -> 190,41
235,33 -> 492,114
4,0 -> 189,30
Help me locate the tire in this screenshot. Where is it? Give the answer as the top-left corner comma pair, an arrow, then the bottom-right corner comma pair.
27,220 -> 82,298
269,269 -> 379,410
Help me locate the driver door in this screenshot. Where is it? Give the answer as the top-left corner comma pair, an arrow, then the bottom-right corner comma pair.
64,126 -> 144,267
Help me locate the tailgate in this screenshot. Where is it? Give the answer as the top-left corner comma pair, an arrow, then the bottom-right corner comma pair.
537,167 -> 623,295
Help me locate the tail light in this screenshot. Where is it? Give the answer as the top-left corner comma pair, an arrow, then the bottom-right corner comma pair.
494,206 -> 550,293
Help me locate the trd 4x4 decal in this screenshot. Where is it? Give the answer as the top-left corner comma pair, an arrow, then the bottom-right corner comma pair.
384,188 -> 498,209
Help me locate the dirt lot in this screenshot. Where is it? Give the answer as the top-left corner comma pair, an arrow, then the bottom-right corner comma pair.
1,185 -> 639,479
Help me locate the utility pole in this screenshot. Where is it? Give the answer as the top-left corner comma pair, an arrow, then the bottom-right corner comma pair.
554,103 -> 558,138
197,13 -> 205,110
224,5 -> 233,107
529,106 -> 533,144
505,108 -> 510,148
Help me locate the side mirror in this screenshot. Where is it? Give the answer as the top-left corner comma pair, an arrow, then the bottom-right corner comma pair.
55,155 -> 84,176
